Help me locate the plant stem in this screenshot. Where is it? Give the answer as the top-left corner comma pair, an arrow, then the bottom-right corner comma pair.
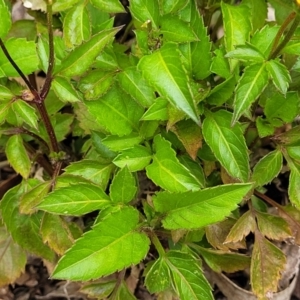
0,39 -> 39,98
40,1 -> 54,99
150,232 -> 165,257
269,12 -> 300,60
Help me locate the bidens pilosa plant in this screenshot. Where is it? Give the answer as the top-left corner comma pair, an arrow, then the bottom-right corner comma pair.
1,0 -> 300,299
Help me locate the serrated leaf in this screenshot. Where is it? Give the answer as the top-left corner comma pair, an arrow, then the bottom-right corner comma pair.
0,38 -> 39,77
37,183 -> 110,216
141,98 -> 168,121
0,225 -> 26,286
52,207 -> 150,280
251,233 -> 286,298
138,43 -> 199,123
160,15 -> 198,43
118,67 -> 156,107
90,0 -> 125,13
225,44 -> 265,62
0,182 -> 54,260
265,92 -> 299,125
170,119 -> 202,160
12,99 -> 39,129
153,183 -> 252,229
0,0 -> 12,39
41,214 -> 76,255
225,211 -> 256,244
146,135 -> 200,192
287,159 -> 300,209
210,48 -> 231,79
145,258 -> 171,293
58,27 -> 120,77
110,167 -> 137,203
20,181 -> 52,214
266,60 -> 291,94
243,0 -> 267,32
221,2 -> 251,69
52,0 -> 81,12
232,63 -> 268,124
178,0 -> 211,79
64,160 -> 114,190
52,76 -> 81,103
161,0 -> 188,14
78,69 -> 116,100
85,84 -> 144,136
0,85 -> 14,99
255,211 -> 291,241
166,251 -> 213,300
6,135 -> 31,179
63,3 -> 91,49
252,150 -> 283,187
202,110 -> 249,182
102,133 -> 142,151
196,247 -> 250,273
130,0 -> 160,28
113,145 -> 152,172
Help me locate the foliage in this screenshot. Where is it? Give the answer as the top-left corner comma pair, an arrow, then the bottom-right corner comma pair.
0,0 -> 300,299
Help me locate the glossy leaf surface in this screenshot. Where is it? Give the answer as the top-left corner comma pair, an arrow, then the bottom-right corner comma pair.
52,207 -> 150,280
153,183 -> 252,229
0,0 -> 11,39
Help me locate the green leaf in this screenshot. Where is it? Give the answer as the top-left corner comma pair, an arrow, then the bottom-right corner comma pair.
232,63 -> 268,124
52,0 -> 81,12
0,85 -> 14,99
40,214 -> 76,255
160,0 -> 188,14
146,135 -> 201,192
7,20 -> 36,41
78,69 -> 116,100
11,99 -> 39,129
145,258 -> 171,293
160,15 -> 198,43
90,0 -> 125,13
287,159 -> 300,209
225,44 -> 265,62
265,92 -> 300,125
52,207 -> 150,280
6,135 -> 31,179
130,0 -> 160,28
64,160 -> 114,190
0,225 -> 26,286
210,48 -> 231,79
20,181 -> 52,214
202,110 -> 249,182
110,167 -> 137,204
243,0 -> 267,32
166,251 -> 213,300
63,3 -> 91,49
0,0 -> 12,39
255,211 -> 291,241
85,84 -> 144,136
153,183 -> 252,229
141,98 -> 168,121
138,43 -> 199,123
196,247 -> 250,273
256,116 -> 275,138
58,27 -> 120,77
52,76 -> 81,103
0,182 -> 55,261
221,2 -> 251,68
266,60 -> 291,94
0,38 -> 39,77
37,183 -> 110,216
102,133 -> 143,151
117,67 -> 156,107
81,281 -> 116,299
251,150 -> 283,187
251,233 -> 286,299
178,0 -> 212,79
113,145 -> 152,172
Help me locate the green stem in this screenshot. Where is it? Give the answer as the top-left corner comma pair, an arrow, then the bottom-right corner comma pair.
150,232 -> 165,257
269,12 -> 300,60
40,1 -> 54,99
